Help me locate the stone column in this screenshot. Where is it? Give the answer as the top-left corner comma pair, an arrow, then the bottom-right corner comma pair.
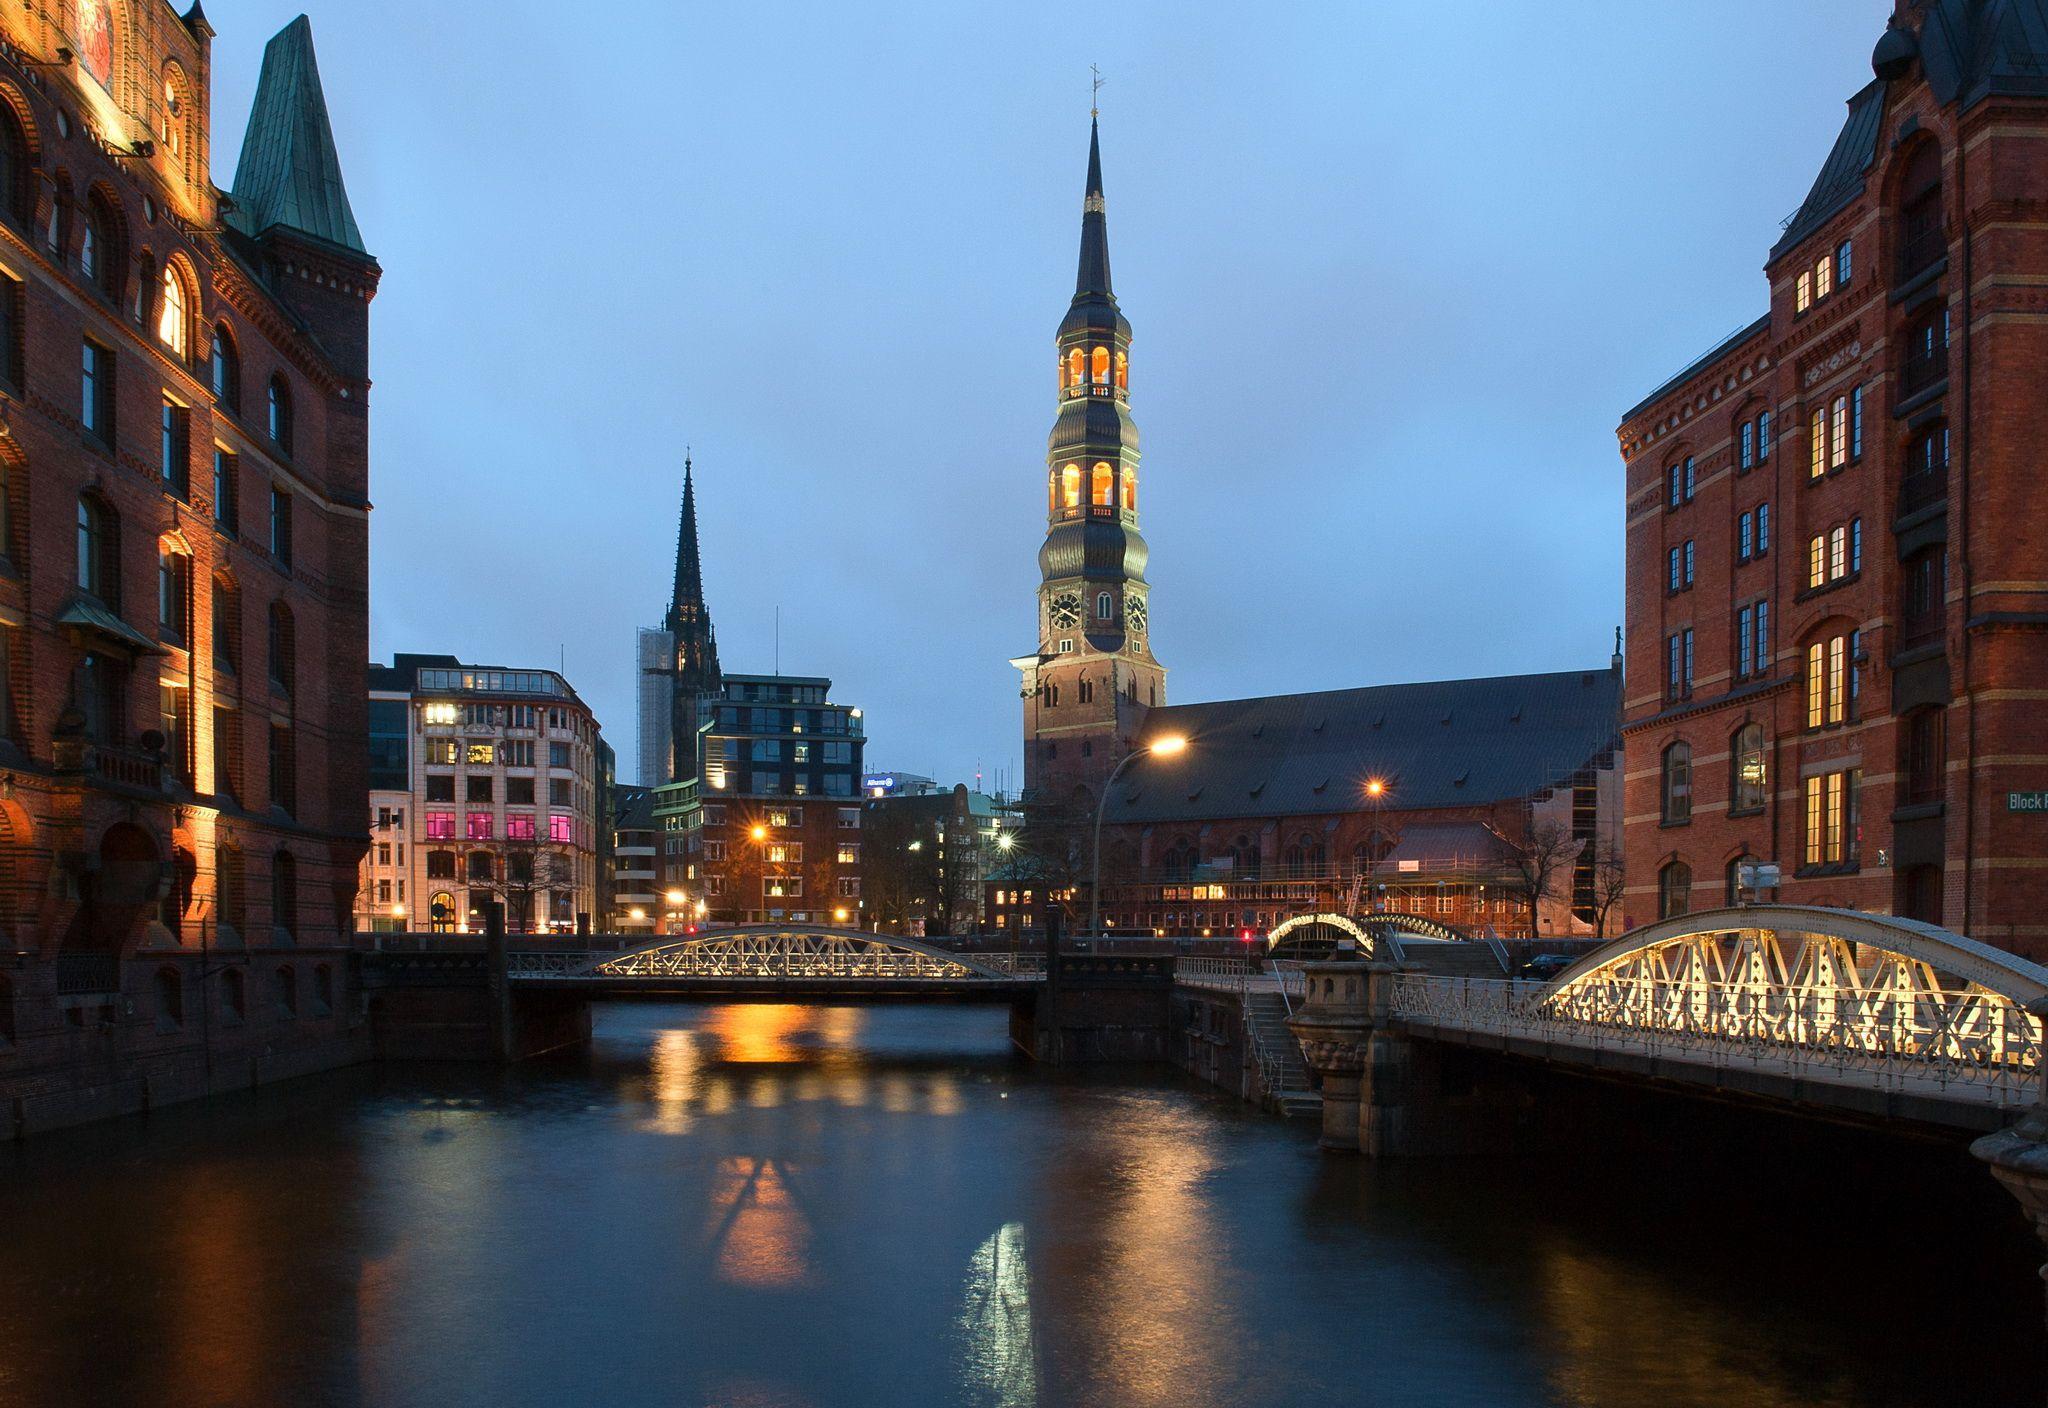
1287,955 -> 1371,1152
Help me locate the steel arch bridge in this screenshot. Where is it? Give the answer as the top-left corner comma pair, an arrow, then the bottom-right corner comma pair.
505,926 -> 1040,998
1387,905 -> 2048,1127
1266,911 -> 1475,958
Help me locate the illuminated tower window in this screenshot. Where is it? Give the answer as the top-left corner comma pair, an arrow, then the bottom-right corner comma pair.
1091,346 -> 1109,384
1061,464 -> 1081,509
1068,347 -> 1084,387
1091,462 -> 1113,507
1115,351 -> 1127,390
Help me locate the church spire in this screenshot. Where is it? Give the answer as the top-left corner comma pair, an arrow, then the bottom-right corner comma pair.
1075,115 -> 1113,300
672,453 -> 705,613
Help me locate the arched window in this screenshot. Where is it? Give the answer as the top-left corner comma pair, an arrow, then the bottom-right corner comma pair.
1230,836 -> 1260,877
0,99 -> 28,228
1077,677 -> 1093,704
1160,838 -> 1198,880
79,199 -> 99,284
312,963 -> 334,1017
76,493 -> 117,604
429,890 -> 456,932
1902,306 -> 1949,396
1091,462 -> 1113,507
159,68 -> 187,159
1285,834 -> 1326,878
1046,470 -> 1057,517
1119,467 -> 1136,512
274,963 -> 298,1018
1091,346 -> 1109,384
1095,591 -> 1113,620
158,265 -> 188,357
81,191 -> 122,299
1658,860 -> 1691,919
1660,741 -> 1692,823
271,851 -> 298,943
210,323 -> 240,412
1897,139 -> 1943,281
221,966 -> 246,1023
131,251 -> 155,328
1114,350 -> 1127,390
1730,723 -> 1767,815
1060,463 -> 1080,510
267,375 -> 292,453
1804,627 -> 1857,729
1903,706 -> 1946,807
1066,347 -> 1083,388
154,966 -> 183,1031
157,544 -> 190,646
267,600 -> 294,695
1725,856 -> 1747,907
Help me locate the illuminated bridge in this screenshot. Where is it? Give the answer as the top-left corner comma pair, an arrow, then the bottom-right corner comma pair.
1372,905 -> 2046,1131
503,927 -> 1045,1000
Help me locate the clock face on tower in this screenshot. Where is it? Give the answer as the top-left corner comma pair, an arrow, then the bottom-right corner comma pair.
1126,594 -> 1147,633
1048,593 -> 1081,629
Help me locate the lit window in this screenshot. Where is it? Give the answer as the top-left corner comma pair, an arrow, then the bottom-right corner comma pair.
1061,463 -> 1080,509
1830,396 -> 1847,468
467,811 -> 492,841
158,267 -> 187,356
1829,526 -> 1846,581
1808,535 -> 1825,589
1091,346 -> 1109,384
1796,271 -> 1811,312
1815,254 -> 1832,299
1091,462 -> 1113,507
1809,409 -> 1825,479
549,814 -> 574,843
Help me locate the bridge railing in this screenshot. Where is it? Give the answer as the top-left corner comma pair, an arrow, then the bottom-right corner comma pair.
1390,973 -> 2043,1108
1172,957 -> 1305,999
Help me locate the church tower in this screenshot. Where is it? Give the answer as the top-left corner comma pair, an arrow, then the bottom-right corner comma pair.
665,458 -> 724,783
1014,114 -> 1165,806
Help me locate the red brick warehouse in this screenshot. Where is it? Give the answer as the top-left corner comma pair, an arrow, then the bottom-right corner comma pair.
0,4 -> 377,1125
1618,1 -> 2048,955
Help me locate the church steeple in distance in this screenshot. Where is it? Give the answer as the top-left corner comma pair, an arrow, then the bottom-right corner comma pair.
1013,108 -> 1166,805
665,454 -> 722,783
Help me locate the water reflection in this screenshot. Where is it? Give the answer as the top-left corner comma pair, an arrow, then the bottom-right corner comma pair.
957,1223 -> 1036,1408
708,1156 -> 816,1290
0,1004 -> 2037,1408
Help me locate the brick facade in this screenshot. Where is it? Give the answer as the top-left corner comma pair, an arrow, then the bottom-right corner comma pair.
1618,3 -> 2048,955
0,8 -> 375,1128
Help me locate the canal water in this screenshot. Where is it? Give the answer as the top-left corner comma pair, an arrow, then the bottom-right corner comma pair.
0,1004 -> 2039,1408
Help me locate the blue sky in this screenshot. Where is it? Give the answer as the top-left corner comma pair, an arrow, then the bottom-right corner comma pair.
205,1 -> 1886,790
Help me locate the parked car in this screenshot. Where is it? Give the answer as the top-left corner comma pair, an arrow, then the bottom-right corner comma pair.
1518,953 -> 1577,981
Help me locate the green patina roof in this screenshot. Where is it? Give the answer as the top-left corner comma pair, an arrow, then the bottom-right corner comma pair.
228,15 -> 366,256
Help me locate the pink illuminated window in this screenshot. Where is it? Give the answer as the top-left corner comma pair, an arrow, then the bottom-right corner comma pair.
425,811 -> 455,840
466,811 -> 493,841
549,813 -> 574,844
506,814 -> 536,840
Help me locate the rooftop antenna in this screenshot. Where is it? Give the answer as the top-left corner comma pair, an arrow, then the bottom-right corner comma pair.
1090,63 -> 1104,118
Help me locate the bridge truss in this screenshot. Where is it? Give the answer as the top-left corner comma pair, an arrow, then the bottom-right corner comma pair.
1390,905 -> 2048,1116
508,927 -> 1026,986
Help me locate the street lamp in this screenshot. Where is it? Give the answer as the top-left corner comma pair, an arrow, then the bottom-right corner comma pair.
1090,734 -> 1188,936
664,888 -> 687,933
1362,775 -> 1391,912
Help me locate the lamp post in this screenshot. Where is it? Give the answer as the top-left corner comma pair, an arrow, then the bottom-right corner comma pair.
1090,735 -> 1187,937
664,888 -> 687,934
1362,776 -> 1389,912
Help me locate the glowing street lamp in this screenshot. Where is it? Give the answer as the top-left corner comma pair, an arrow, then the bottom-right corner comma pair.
1090,735 -> 1189,936
750,824 -> 768,842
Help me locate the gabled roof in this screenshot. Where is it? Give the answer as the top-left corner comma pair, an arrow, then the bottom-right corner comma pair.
228,16 -> 368,256
1104,668 -> 1621,827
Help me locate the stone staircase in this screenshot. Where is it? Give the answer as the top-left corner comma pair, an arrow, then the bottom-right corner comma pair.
1244,990 -> 1322,1118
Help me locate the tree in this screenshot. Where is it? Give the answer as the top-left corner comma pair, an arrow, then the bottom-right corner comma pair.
469,832 -> 578,933
1488,817 -> 1581,939
1589,840 -> 1629,939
